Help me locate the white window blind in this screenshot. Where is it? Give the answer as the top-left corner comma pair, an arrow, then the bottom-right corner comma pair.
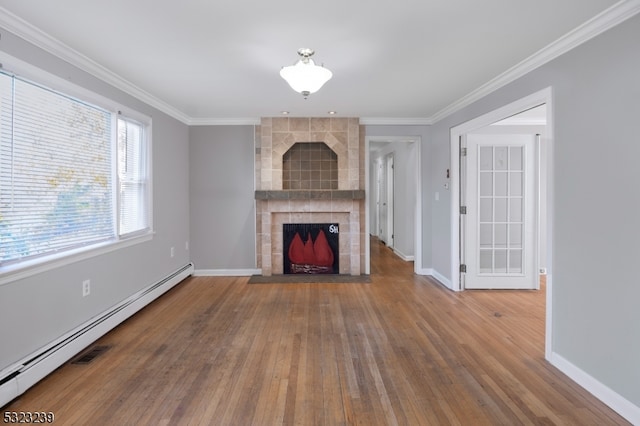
0,69 -> 151,269
117,117 -> 149,236
0,73 -> 114,264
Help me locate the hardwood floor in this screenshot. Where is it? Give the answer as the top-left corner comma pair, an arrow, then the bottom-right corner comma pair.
3,238 -> 629,425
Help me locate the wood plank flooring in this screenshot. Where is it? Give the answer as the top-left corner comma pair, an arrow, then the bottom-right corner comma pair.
3,237 -> 629,425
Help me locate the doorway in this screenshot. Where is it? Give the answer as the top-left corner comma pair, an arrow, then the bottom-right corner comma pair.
365,136 -> 422,275
378,153 -> 394,247
450,87 -> 553,358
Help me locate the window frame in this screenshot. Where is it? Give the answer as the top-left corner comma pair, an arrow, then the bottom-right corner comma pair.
116,112 -> 153,239
0,53 -> 153,286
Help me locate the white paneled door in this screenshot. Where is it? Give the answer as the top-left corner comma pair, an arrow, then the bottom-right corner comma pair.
464,134 -> 537,289
378,154 -> 394,247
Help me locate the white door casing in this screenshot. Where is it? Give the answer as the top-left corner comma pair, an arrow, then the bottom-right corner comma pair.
378,160 -> 388,242
386,153 -> 395,248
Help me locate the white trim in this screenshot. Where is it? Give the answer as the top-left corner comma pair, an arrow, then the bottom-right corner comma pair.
359,117 -> 432,126
0,51 -> 153,125
0,8 -> 191,124
0,263 -> 194,407
429,269 -> 453,290
188,117 -> 261,126
1,2 -> 638,125
450,86 -> 553,354
550,352 -> 640,425
492,118 -> 546,126
365,136 -> 422,274
0,54 -> 155,285
364,138 -> 371,274
414,140 -> 423,274
193,269 -> 262,277
431,0 -> 640,124
392,248 -> 414,262
0,233 -> 153,286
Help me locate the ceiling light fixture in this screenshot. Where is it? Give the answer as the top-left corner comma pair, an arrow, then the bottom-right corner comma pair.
280,48 -> 332,99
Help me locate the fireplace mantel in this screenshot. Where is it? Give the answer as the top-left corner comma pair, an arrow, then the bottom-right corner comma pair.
255,190 -> 365,200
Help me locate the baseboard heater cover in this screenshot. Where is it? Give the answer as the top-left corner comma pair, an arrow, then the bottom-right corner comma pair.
0,262 -> 194,408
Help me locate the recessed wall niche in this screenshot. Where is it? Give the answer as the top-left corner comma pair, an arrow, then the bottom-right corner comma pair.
283,142 -> 338,190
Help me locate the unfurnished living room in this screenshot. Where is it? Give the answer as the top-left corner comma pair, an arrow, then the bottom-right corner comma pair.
0,1 -> 639,425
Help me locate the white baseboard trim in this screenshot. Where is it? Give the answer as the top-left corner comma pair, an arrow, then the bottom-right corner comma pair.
429,269 -> 454,290
0,263 -> 194,408
392,248 -> 415,262
413,268 -> 455,290
415,267 -> 433,276
194,268 -> 261,277
549,352 -> 640,425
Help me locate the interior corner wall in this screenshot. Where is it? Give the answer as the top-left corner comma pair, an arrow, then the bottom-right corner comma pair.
428,13 -> 640,413
0,29 -> 191,372
189,125 -> 256,271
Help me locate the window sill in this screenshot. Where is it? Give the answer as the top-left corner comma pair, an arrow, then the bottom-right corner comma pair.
0,232 -> 154,286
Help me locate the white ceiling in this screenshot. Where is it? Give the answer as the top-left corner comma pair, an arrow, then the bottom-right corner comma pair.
0,0 -> 621,124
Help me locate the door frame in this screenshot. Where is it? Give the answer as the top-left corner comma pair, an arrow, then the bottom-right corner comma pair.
385,152 -> 395,248
365,136 -> 422,275
374,159 -> 382,238
449,87 -> 554,359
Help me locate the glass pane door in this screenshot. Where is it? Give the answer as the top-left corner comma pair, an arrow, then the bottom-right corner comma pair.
478,145 -> 524,275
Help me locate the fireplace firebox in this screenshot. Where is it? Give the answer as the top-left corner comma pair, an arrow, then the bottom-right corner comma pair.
283,223 -> 339,274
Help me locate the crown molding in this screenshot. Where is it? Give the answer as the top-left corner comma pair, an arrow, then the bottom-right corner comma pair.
2,1 -> 639,127
0,6 -> 192,125
188,117 -> 261,126
359,117 -> 432,126
429,0 -> 640,124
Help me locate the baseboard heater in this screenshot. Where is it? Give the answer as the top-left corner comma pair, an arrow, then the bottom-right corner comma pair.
0,262 -> 194,408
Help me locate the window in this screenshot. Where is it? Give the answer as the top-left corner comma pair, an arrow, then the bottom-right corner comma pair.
118,117 -> 150,236
0,70 -> 151,271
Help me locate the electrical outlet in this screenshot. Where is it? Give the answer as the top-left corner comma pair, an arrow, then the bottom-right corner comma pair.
170,247 -> 175,258
185,241 -> 189,251
82,279 -> 91,297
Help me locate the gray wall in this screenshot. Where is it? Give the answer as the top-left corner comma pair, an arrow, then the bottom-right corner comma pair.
0,30 -> 190,370
428,14 -> 640,407
189,126 -> 256,271
2,9 -> 639,415
365,125 -> 432,270
370,141 -> 418,259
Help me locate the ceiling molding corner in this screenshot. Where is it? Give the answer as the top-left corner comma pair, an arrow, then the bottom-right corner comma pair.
0,6 -> 191,125
429,0 -> 640,124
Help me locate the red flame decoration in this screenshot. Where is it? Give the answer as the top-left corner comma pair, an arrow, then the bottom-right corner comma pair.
287,230 -> 334,267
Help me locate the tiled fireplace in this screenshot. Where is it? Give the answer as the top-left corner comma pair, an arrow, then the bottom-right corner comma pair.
255,117 -> 366,276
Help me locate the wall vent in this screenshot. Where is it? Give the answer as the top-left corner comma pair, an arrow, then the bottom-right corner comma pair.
71,345 -> 111,365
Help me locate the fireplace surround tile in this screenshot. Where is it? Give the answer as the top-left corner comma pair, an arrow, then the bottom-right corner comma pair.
256,117 -> 365,276
310,117 -> 330,132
